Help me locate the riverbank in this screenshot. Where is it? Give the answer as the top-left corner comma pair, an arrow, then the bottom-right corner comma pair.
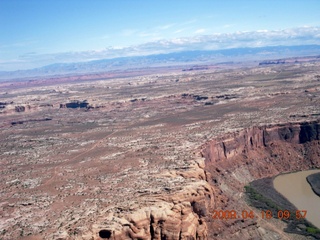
307,172 -> 320,196
245,175 -> 320,238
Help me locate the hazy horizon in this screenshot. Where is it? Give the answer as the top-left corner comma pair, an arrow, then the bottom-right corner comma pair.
1,0 -> 320,71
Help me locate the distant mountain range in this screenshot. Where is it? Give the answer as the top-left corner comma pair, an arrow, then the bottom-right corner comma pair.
1,44 -> 320,81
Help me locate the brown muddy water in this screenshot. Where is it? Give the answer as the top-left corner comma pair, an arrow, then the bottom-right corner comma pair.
273,169 -> 320,229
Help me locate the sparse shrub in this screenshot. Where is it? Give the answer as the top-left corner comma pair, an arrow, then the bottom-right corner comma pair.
244,185 -> 281,211
307,227 -> 320,234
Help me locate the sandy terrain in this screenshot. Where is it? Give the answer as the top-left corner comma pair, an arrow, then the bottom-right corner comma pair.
0,60 -> 320,239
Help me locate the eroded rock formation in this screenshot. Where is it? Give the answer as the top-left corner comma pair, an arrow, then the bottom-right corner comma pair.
86,159 -> 214,240
89,120 -> 320,240
202,120 -> 320,238
202,121 -> 320,163
60,100 -> 89,109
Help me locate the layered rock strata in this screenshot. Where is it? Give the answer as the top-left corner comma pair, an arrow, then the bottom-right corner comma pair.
202,120 -> 320,239
90,120 -> 320,240
84,158 -> 214,240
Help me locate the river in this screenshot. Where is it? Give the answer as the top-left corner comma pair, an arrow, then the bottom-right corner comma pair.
273,169 -> 320,229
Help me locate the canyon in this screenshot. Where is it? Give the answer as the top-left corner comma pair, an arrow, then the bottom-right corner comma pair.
96,121 -> 320,239
203,121 -> 320,239
0,60 -> 320,239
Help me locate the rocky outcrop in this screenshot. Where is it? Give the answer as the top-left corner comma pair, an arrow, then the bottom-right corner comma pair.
93,201 -> 209,240
201,121 -> 320,163
215,94 -> 237,100
182,66 -> 209,72
0,102 -> 9,109
15,105 -> 26,112
15,105 -> 32,112
86,159 -> 214,240
0,103 -> 32,114
181,94 -> 209,101
60,100 -> 89,109
201,120 -> 320,238
259,59 -> 286,65
306,173 -> 320,196
11,117 -> 52,126
87,121 -> 320,240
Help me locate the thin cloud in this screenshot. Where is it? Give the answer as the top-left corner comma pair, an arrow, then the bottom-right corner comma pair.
120,29 -> 138,37
222,24 -> 236,29
256,29 -> 268,33
180,19 -> 197,26
2,27 -> 320,71
174,28 -> 187,34
194,29 -> 206,34
157,23 -> 175,30
138,32 -> 159,38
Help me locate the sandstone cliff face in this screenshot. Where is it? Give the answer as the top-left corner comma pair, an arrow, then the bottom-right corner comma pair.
201,120 -> 320,239
201,121 -> 320,164
86,161 -> 214,240
87,121 -> 320,240
93,200 -> 209,240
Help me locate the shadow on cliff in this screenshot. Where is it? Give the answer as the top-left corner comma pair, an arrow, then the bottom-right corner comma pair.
201,120 -> 320,239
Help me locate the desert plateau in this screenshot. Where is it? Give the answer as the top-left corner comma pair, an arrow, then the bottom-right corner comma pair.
0,57 -> 320,240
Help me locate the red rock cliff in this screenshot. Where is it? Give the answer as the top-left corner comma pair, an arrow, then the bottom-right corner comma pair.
202,121 -> 320,164
85,120 -> 320,240
201,120 -> 320,239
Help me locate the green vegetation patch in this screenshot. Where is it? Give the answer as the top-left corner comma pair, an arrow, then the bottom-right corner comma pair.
307,227 -> 320,234
244,180 -> 320,238
244,185 -> 281,212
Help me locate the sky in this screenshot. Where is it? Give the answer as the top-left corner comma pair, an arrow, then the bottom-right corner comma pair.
1,0 -> 320,71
